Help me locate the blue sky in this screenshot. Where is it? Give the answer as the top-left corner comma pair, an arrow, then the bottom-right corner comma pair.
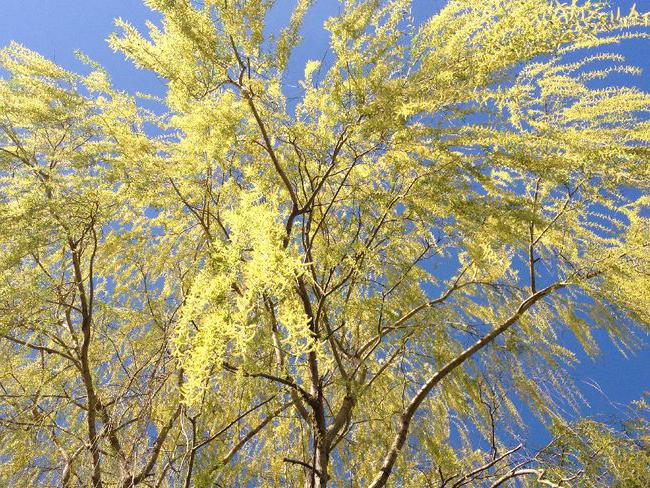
1,0 -> 647,440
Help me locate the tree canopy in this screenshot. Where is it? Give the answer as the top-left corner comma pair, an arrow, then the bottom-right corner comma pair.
0,0 -> 649,486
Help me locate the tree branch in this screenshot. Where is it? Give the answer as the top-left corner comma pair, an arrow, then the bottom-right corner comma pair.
368,282 -> 566,488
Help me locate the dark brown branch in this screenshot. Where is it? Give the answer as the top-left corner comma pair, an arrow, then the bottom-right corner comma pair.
193,396 -> 275,452
0,333 -> 80,367
283,458 -> 323,479
451,444 -> 523,488
222,362 -> 314,406
221,402 -> 291,465
123,406 -> 182,487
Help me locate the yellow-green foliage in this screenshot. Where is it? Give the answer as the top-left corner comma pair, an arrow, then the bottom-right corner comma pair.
1,1 -> 649,486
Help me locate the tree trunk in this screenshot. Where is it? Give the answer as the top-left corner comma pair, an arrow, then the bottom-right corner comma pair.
305,434 -> 330,488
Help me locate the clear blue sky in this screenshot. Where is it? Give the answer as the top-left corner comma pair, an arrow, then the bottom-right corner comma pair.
1,0 -> 647,436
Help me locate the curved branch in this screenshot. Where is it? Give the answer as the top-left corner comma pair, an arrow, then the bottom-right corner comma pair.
368,282 -> 566,488
491,468 -> 582,488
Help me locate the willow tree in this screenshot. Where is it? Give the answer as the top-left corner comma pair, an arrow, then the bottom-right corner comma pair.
1,0 -> 649,486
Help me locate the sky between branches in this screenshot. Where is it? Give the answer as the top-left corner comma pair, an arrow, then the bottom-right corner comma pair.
0,0 -> 647,438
